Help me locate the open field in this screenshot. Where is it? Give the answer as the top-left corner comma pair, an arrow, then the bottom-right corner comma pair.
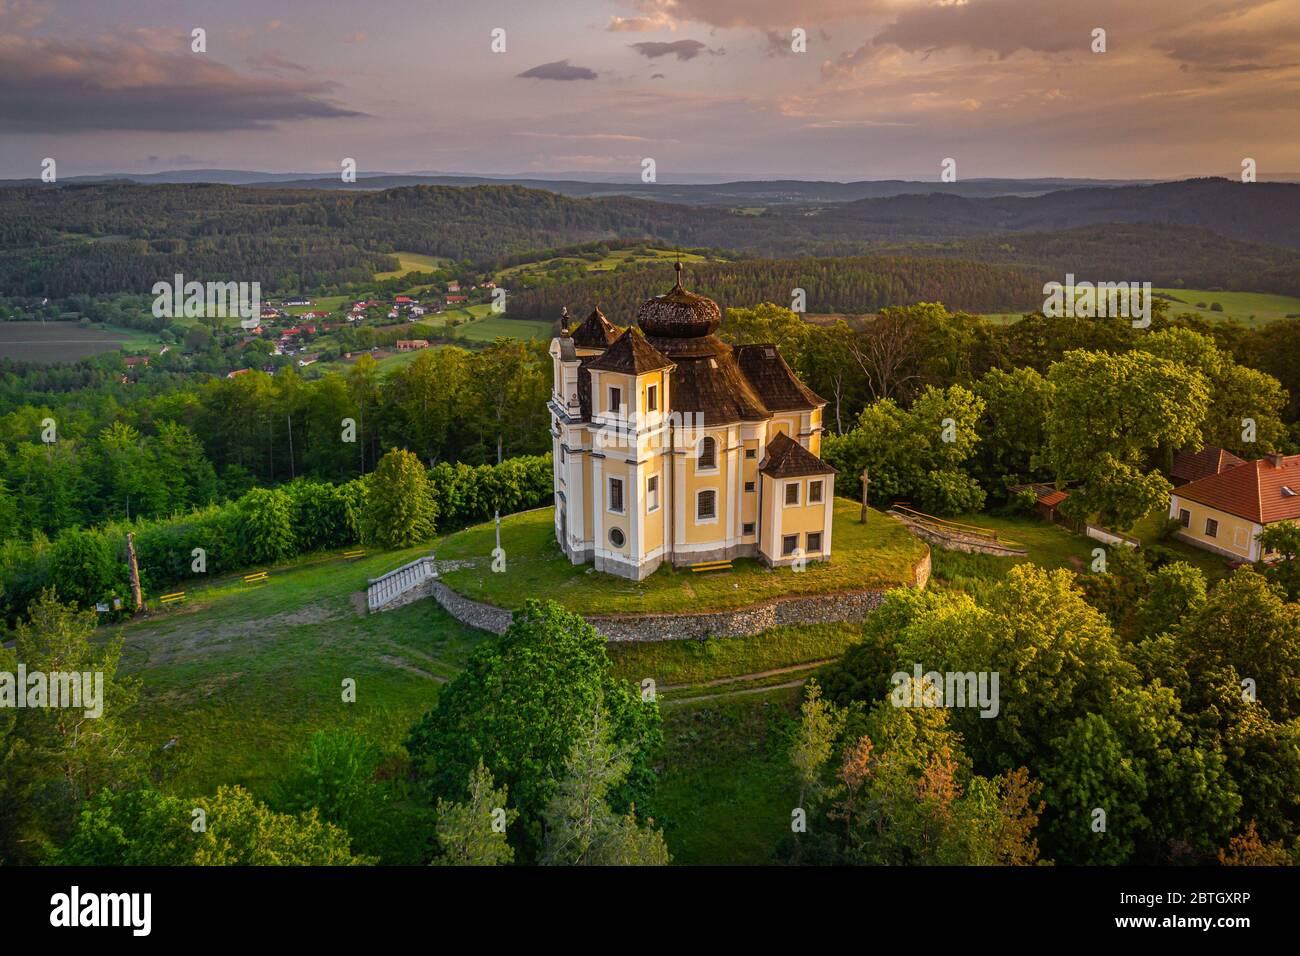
497,246 -> 717,283
115,543 -> 482,796
445,312 -> 556,342
1153,288 -> 1300,328
437,499 -> 928,615
0,321 -> 137,362
974,289 -> 1300,329
374,251 -> 450,280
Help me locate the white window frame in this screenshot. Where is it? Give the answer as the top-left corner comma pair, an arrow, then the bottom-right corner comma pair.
608,476 -> 625,515
697,436 -> 719,473
695,488 -> 719,525
808,479 -> 823,504
646,383 -> 658,413
784,481 -> 801,507
608,385 -> 622,416
806,531 -> 823,554
646,473 -> 660,513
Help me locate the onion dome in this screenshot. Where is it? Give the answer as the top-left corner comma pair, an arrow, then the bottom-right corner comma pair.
636,262 -> 721,338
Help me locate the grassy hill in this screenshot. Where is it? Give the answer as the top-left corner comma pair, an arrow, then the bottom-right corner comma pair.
436,500 -> 928,615
108,525 -> 895,864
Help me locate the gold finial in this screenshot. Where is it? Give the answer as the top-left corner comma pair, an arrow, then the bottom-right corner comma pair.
673,259 -> 683,289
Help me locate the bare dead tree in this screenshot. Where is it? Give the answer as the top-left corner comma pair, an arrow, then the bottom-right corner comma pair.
847,312 -> 922,402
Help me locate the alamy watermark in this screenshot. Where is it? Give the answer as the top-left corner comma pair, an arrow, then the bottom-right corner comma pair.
1042,274 -> 1151,328
151,272 -> 261,329
890,664 -> 1000,718
1,665 -> 104,718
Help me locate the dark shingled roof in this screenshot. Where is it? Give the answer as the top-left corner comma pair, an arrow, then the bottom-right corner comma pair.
1172,445 -> 1246,484
734,344 -> 825,410
564,266 -> 823,427
586,329 -> 675,374
636,262 -> 722,338
570,307 -> 620,348
759,431 -> 836,478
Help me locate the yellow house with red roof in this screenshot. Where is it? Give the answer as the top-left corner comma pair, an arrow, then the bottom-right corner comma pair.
1168,452 -> 1300,561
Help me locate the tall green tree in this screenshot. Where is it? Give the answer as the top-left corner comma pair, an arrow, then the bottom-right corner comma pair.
1044,350 -> 1209,529
541,703 -> 669,866
361,447 -> 437,549
405,600 -> 661,862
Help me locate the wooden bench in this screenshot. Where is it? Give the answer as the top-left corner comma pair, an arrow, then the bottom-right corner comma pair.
690,559 -> 733,573
343,549 -> 367,559
242,571 -> 269,585
159,591 -> 186,605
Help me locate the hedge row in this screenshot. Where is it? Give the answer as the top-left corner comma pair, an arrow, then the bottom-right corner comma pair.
0,453 -> 553,625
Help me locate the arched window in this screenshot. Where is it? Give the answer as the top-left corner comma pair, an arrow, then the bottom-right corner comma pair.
698,436 -> 717,470
697,490 -> 717,520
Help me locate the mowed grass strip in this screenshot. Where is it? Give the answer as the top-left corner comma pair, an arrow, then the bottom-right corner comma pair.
609,621 -> 863,687
436,499 -> 928,616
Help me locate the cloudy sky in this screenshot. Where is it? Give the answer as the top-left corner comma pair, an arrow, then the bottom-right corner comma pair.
1,0 -> 1297,180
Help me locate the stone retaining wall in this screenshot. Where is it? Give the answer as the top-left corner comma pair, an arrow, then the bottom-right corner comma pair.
899,521 -> 1026,557
427,546 -> 931,642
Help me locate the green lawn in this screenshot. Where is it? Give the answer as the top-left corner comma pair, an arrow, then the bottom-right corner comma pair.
282,294 -> 349,317
115,544 -> 486,797
931,508 -> 1234,594
444,312 -> 556,343
652,689 -> 799,865
609,621 -> 862,688
436,499 -> 928,616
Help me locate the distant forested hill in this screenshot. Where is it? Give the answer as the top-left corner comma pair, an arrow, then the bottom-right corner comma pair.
504,255 -> 1046,321
1,177 -> 1296,297
880,223 -> 1300,297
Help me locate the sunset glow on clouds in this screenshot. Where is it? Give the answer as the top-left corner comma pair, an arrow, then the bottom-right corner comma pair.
1,0 -> 1297,178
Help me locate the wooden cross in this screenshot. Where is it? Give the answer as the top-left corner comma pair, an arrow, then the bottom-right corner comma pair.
860,468 -> 870,523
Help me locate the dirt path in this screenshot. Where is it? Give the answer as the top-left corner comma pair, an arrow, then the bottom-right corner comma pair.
664,678 -> 809,706
658,658 -> 835,692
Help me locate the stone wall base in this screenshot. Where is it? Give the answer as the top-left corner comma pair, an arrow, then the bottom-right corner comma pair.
427,544 -> 931,643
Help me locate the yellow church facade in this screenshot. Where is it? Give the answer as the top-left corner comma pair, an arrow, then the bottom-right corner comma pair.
547,266 -> 836,580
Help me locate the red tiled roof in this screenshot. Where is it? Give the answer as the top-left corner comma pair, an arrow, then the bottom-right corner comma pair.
1038,490 -> 1068,507
1172,445 -> 1246,483
1175,455 -> 1300,524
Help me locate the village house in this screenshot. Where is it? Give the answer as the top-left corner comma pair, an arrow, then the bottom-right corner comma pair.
548,264 -> 835,580
396,339 -> 430,352
1169,451 -> 1300,561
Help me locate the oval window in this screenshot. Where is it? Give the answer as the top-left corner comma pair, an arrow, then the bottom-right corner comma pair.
609,527 -> 626,548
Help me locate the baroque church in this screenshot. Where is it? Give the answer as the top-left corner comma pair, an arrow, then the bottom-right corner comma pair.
547,264 -> 836,580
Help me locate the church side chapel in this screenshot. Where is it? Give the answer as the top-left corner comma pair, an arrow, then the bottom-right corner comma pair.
548,264 -> 836,581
